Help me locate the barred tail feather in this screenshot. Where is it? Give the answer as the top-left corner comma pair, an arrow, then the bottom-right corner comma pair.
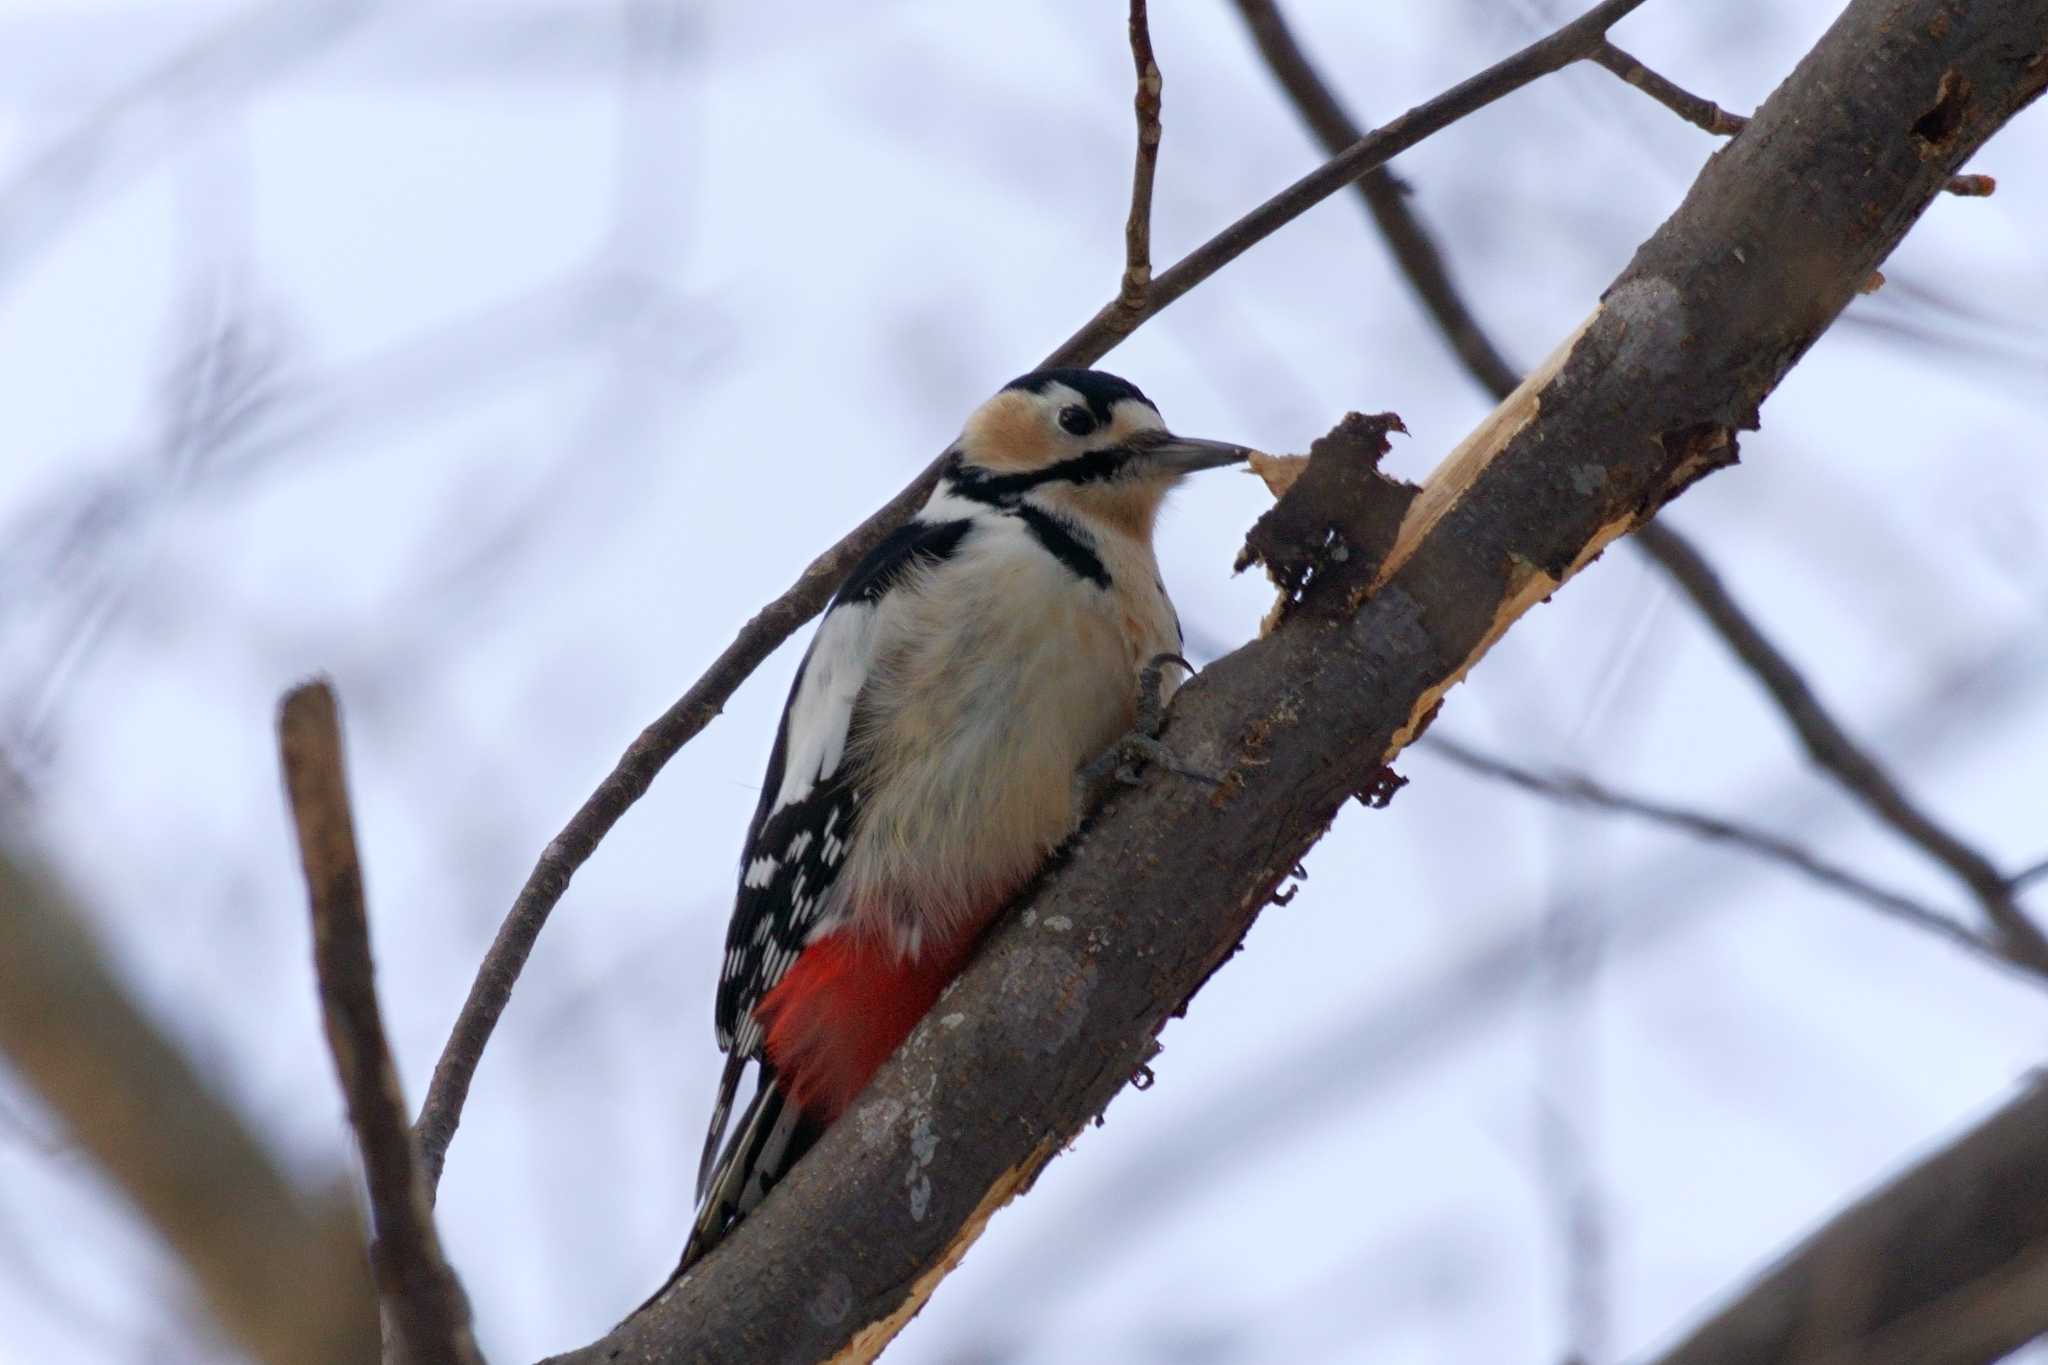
668,1068 -> 822,1288
696,1052 -> 749,1201
656,925 -> 984,1306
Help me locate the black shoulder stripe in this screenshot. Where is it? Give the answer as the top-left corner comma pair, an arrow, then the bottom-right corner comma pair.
1014,505 -> 1110,589
837,517 -> 975,604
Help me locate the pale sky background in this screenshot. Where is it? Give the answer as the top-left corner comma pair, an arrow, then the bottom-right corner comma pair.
2,2 -> 2046,1362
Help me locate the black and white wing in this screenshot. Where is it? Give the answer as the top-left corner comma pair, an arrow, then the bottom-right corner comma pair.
697,512 -> 976,1190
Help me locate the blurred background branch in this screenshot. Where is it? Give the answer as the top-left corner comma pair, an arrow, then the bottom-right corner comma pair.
1648,1079 -> 2048,1365
280,681 -> 480,1365
0,847 -> 377,1363
1424,734 -> 2035,981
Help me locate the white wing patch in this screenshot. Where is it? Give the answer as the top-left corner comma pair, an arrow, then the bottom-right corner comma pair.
743,856 -> 778,889
772,601 -> 877,809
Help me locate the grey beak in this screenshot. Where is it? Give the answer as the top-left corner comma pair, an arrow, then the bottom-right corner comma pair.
1128,429 -> 1252,475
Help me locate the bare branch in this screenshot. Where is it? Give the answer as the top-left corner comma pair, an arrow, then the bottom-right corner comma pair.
0,851 -> 376,1364
1633,525 -> 2048,971
278,683 -> 480,1365
1227,0 -> 1523,397
1648,1080 -> 2048,1365
1424,736 -> 2034,982
1590,40 -> 1994,197
555,4 -> 2048,1355
1119,0 -> 1161,318
0,0 -> 371,305
1045,0 -> 1651,363
2015,857 -> 2048,891
1590,41 -> 1745,135
1230,0 -> 2048,977
412,0 -> 1654,1192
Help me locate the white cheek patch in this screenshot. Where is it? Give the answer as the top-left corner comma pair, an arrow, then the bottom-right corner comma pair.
774,601 -> 878,809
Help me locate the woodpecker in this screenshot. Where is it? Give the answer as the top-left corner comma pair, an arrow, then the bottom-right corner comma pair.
676,367 -> 1247,1276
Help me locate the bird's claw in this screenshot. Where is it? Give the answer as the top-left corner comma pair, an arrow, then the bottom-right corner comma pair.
1135,651 -> 1195,738
1073,654 -> 1218,813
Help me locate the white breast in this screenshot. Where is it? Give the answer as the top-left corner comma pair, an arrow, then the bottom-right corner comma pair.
837,510 -> 1179,954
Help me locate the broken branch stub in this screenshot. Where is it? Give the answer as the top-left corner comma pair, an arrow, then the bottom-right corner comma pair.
1236,411 -> 1416,623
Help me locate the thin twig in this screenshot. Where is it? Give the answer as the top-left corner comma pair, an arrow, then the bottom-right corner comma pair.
0,850 -> 377,1364
1424,735 -> 2035,982
1590,42 -> 1745,134
1228,0 -> 1522,396
1232,0 -> 2048,978
2015,857 -> 2048,892
1633,527 -> 2048,972
411,0 -> 1654,1190
1591,41 -> 1993,196
1048,0 -> 1651,362
279,683 -> 481,1365
1119,0 -> 1161,317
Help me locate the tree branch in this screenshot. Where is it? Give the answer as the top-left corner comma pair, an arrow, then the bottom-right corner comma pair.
278,682 -> 481,1365
930,625 -> 2048,1347
1044,0 -> 1651,363
1230,0 -> 2048,977
1118,0 -> 1161,318
413,0 -> 1654,1194
1591,40 -> 1997,196
0,850 -> 377,1364
1227,0 -> 1523,397
1634,526 -> 2048,971
1589,40 -> 1746,135
1423,735 -> 2032,982
1647,1080 -> 2048,1365
556,3 -> 2048,1357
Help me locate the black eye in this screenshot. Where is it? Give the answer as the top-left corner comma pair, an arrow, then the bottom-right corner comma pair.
1058,405 -> 1095,437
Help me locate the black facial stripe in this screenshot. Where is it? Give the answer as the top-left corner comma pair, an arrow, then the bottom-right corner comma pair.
1014,504 -> 1110,589
946,446 -> 1134,504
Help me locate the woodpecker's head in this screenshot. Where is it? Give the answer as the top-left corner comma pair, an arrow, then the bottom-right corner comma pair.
943,368 -> 1248,536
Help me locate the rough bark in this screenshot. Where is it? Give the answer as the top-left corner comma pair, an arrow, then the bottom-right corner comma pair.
553,2 -> 2048,1360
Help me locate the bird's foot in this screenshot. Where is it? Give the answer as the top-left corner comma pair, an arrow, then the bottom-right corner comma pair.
1134,651 -> 1193,739
1073,654 -> 1219,813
